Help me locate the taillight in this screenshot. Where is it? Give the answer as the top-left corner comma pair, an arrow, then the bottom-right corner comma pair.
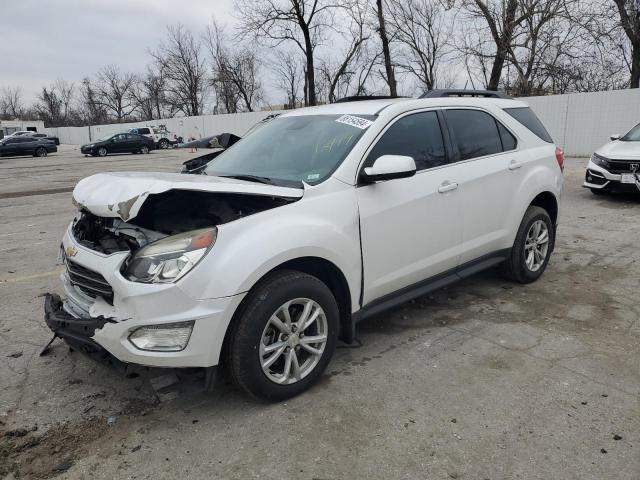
555,147 -> 565,172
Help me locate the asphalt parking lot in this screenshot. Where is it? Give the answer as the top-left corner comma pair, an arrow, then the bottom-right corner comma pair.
1,146 -> 638,479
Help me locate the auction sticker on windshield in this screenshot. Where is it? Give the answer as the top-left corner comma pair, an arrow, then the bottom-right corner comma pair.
336,115 -> 373,130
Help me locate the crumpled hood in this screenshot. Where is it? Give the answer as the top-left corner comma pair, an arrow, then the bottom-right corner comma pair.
73,171 -> 304,221
596,140 -> 640,160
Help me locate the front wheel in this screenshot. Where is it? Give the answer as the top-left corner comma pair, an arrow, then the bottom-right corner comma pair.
502,206 -> 554,284
97,147 -> 107,157
35,147 -> 47,157
225,270 -> 338,401
158,139 -> 169,149
140,145 -> 150,154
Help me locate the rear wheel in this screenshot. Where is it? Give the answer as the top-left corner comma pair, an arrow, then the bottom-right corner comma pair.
225,270 -> 338,401
140,145 -> 150,154
97,147 -> 107,157
158,139 -> 169,149
35,147 -> 47,157
502,206 -> 554,284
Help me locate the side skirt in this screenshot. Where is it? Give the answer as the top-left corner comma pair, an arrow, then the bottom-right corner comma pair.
356,249 -> 511,322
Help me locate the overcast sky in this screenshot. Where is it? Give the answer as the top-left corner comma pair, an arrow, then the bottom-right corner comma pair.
0,0 -> 237,103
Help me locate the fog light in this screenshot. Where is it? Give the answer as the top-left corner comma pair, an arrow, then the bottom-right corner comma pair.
128,321 -> 194,352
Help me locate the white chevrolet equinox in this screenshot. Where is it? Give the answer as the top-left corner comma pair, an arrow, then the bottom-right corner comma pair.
45,91 -> 564,400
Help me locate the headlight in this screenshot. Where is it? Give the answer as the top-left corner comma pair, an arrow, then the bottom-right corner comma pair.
591,153 -> 610,170
128,321 -> 194,351
124,227 -> 216,283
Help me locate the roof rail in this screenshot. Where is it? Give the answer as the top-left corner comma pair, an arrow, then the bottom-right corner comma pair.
420,89 -> 512,99
335,95 -> 408,103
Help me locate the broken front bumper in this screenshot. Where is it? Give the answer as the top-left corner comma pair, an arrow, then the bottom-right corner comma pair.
44,226 -> 246,368
44,293 -> 126,368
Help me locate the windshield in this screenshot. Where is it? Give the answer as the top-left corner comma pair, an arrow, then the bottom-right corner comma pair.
204,114 -> 376,186
621,123 -> 640,142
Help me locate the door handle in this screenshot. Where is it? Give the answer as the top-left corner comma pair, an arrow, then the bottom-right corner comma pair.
508,159 -> 522,170
438,181 -> 458,193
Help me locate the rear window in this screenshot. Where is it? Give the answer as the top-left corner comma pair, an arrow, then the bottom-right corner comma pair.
504,107 -> 553,143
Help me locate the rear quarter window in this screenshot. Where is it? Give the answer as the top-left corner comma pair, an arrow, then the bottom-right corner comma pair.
504,107 -> 553,143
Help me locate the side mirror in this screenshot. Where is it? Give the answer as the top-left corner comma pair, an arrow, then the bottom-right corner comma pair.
361,155 -> 417,183
610,133 -> 621,141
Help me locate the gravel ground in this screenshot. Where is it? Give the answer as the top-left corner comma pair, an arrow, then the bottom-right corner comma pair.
0,146 -> 638,480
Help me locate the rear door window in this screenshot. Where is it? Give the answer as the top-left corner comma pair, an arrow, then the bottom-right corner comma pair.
445,109 -> 503,161
504,107 -> 553,143
366,111 -> 447,171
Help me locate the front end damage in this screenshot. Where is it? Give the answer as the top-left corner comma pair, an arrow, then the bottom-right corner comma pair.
44,172 -> 302,372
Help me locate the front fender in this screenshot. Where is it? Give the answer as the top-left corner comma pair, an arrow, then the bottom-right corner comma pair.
179,184 -> 362,312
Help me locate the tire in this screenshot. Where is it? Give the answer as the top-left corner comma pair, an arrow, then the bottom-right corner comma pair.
502,206 -> 554,284
140,145 -> 150,154
35,147 -> 47,157
590,188 -> 607,196
97,147 -> 107,157
158,139 -> 169,149
225,270 -> 339,401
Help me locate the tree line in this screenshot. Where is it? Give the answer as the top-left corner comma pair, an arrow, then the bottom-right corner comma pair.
1,0 -> 639,127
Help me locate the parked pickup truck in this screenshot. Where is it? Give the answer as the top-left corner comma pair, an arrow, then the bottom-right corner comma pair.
127,126 -> 177,149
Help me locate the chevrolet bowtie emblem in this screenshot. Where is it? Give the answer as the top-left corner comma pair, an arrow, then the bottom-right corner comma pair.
65,246 -> 78,258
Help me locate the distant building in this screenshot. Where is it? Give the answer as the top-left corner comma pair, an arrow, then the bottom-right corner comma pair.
0,119 -> 46,138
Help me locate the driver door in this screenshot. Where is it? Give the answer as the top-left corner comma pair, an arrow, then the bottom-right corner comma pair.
356,110 -> 463,305
110,134 -> 127,153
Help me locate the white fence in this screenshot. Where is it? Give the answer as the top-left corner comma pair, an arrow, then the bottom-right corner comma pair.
523,89 -> 640,157
44,89 -> 640,157
44,110 -> 284,147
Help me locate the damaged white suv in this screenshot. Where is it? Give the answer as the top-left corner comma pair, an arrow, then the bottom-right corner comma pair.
45,91 -> 563,400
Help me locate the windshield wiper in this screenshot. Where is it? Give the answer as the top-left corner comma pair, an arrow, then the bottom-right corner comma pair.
218,174 -> 276,185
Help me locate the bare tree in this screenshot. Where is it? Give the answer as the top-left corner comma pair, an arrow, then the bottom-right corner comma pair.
374,0 -> 398,95
273,51 -> 303,108
94,65 -> 137,122
611,0 -> 640,88
0,86 -> 24,119
205,19 -> 264,113
35,79 -> 76,127
456,0 -> 522,90
318,0 -> 372,102
79,78 -> 109,125
130,67 -> 168,120
388,0 -> 451,91
235,0 -> 337,106
151,24 -> 208,116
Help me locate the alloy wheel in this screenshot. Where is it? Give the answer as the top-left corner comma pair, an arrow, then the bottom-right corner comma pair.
524,219 -> 549,272
259,298 -> 328,385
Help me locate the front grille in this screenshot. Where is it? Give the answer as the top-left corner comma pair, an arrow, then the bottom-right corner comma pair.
607,160 -> 640,174
66,259 -> 114,304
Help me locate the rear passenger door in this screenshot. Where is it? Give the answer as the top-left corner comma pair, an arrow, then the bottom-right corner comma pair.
443,108 -> 522,264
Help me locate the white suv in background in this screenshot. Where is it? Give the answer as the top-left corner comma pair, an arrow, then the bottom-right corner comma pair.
127,126 -> 176,149
45,91 -> 563,400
